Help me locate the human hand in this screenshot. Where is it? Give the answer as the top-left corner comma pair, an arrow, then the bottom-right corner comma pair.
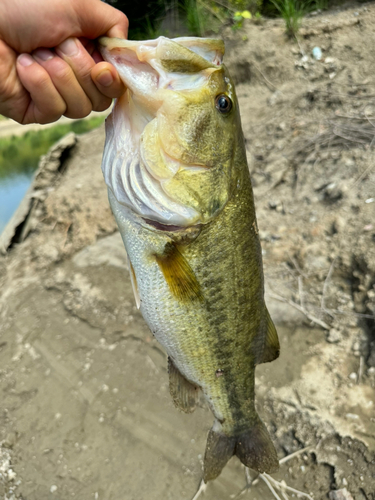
0,0 -> 128,124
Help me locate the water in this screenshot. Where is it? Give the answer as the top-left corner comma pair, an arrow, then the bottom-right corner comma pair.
0,115 -> 106,237
0,172 -> 34,234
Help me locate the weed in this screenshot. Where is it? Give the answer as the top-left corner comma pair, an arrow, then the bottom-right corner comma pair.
270,0 -> 311,37
184,0 -> 207,35
314,0 -> 328,9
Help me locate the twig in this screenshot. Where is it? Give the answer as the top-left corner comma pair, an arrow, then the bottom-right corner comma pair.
358,355 -> 364,385
280,489 -> 290,500
233,473 -> 259,498
320,259 -> 336,318
298,276 -> 305,310
245,467 -> 252,487
294,35 -> 306,57
191,480 -> 207,500
263,474 -> 314,500
259,475 -> 283,500
267,292 -> 330,330
250,61 -> 279,91
279,446 -> 313,465
349,163 -> 374,190
211,0 -> 237,12
197,0 -> 226,23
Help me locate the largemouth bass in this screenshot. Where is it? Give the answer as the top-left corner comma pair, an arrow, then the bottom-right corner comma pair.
99,36 -> 280,481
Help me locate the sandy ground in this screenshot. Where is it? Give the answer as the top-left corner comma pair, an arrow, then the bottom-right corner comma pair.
1,2 -> 375,499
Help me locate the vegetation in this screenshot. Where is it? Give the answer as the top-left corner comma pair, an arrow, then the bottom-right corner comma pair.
0,116 -> 105,180
269,0 -> 310,37
106,0 -> 335,39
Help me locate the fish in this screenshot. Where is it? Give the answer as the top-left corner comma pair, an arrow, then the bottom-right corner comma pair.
99,35 -> 280,482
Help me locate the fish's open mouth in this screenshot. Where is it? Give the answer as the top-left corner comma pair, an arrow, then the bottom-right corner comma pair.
142,218 -> 187,232
100,36 -> 234,228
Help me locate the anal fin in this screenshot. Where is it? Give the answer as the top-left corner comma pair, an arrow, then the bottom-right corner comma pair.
168,357 -> 199,414
257,307 -> 280,364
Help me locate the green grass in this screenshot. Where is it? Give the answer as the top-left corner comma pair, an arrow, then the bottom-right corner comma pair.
270,0 -> 311,37
0,115 -> 105,180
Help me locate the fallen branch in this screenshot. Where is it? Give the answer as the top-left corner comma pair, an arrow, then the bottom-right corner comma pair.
279,446 -> 313,465
260,474 -> 283,500
267,292 -> 330,330
263,474 -> 314,500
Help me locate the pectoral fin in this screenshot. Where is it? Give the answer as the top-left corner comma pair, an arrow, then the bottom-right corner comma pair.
127,253 -> 140,309
168,357 -> 199,413
256,308 -> 280,364
155,242 -> 203,303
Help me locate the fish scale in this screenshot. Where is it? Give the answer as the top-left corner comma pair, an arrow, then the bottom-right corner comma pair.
100,35 -> 280,482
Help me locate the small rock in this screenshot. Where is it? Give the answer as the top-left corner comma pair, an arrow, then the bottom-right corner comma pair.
331,217 -> 345,234
345,159 -> 355,168
323,183 -> 343,202
268,200 -> 279,210
268,90 -> 283,106
327,328 -> 342,344
312,47 -> 322,60
50,485 -> 58,493
329,488 -> 354,500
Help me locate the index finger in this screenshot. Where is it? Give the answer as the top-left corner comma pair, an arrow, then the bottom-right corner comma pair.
73,0 -> 129,40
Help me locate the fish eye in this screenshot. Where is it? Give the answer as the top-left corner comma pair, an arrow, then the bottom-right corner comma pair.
215,94 -> 232,114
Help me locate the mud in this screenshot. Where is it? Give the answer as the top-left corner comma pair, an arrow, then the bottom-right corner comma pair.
1,3 -> 375,499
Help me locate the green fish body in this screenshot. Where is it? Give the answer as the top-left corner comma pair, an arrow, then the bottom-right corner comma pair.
100,36 -> 280,481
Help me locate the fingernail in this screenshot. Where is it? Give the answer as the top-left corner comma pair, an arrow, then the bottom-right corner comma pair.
33,48 -> 54,61
96,70 -> 114,87
17,54 -> 34,67
58,37 -> 79,57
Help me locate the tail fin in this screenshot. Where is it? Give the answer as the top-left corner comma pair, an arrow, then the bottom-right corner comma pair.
203,416 -> 279,482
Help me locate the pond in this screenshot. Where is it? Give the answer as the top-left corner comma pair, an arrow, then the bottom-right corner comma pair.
0,116 -> 105,236
0,171 -> 35,234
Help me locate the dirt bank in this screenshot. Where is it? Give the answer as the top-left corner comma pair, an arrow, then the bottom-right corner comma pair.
1,3 -> 374,499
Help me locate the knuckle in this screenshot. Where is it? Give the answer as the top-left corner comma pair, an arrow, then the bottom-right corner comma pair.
94,97 -> 111,113
65,103 -> 92,119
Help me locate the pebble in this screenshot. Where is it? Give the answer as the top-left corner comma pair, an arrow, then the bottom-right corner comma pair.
50,485 -> 58,493
327,328 -> 342,344
312,47 -> 322,60
329,488 -> 354,500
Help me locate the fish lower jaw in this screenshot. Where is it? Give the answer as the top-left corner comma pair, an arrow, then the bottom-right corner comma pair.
142,217 -> 201,233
